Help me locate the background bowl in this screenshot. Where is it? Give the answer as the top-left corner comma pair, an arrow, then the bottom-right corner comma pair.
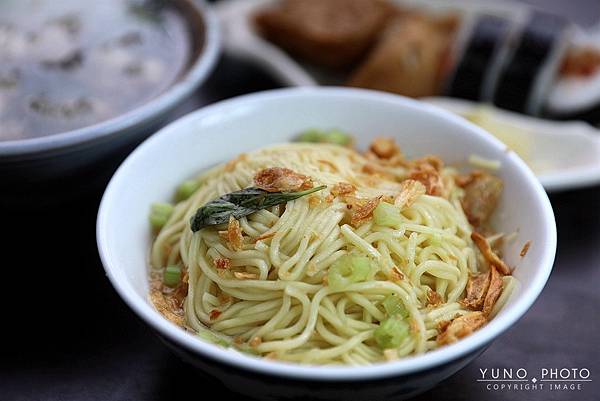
97,87 -> 556,400
0,0 -> 219,207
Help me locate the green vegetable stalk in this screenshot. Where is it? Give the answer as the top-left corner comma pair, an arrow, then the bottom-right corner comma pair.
382,294 -> 409,318
327,255 -> 374,291
176,179 -> 200,202
296,128 -> 352,146
374,316 -> 410,349
373,202 -> 403,228
163,265 -> 182,287
149,202 -> 174,230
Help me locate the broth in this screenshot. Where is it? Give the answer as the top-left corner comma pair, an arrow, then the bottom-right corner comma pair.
0,0 -> 199,141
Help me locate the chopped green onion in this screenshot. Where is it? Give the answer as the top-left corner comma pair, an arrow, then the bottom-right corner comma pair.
176,179 -> 200,201
382,294 -> 409,318
295,129 -> 352,146
297,129 -> 326,143
328,255 -> 374,291
163,265 -> 182,287
149,202 -> 174,229
322,129 -> 351,145
373,202 -> 403,228
374,316 -> 410,349
198,328 -> 231,347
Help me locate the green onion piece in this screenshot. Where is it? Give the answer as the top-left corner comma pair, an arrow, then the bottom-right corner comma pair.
328,255 -> 373,291
382,294 -> 409,318
163,265 -> 182,287
149,202 -> 174,229
198,328 -> 231,347
323,129 -> 351,145
176,179 -> 200,202
374,316 -> 410,349
373,202 -> 403,228
296,129 -> 326,143
295,129 -> 352,146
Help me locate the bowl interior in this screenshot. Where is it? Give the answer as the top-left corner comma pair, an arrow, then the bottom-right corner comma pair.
97,87 -> 556,380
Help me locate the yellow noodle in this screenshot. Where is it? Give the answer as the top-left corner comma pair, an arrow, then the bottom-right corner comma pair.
149,143 -> 515,364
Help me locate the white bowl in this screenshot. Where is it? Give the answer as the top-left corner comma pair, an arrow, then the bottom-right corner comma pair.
97,87 -> 556,400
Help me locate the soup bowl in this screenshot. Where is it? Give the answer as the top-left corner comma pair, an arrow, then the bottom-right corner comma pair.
0,0 -> 219,207
97,87 -> 556,400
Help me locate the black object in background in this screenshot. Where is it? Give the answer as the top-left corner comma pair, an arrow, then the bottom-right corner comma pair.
447,15 -> 511,102
493,11 -> 567,115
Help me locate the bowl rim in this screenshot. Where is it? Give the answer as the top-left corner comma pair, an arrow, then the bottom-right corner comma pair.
0,0 -> 220,157
97,87 -> 557,381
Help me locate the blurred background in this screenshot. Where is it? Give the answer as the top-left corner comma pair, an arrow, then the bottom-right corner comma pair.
1,1 -> 599,400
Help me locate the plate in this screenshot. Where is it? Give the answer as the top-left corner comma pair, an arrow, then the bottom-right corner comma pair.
423,97 -> 600,192
215,0 -> 600,191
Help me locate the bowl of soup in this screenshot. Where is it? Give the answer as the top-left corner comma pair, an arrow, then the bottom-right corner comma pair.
0,0 -> 219,205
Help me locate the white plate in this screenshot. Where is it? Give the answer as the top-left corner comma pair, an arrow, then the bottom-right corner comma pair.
215,0 -> 600,191
424,97 -> 600,192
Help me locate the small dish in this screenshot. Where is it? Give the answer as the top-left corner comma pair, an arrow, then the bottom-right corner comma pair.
97,87 -> 556,400
424,97 -> 600,192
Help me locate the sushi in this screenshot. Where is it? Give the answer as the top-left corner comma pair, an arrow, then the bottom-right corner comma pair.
446,14 -> 512,102
492,12 -> 570,115
252,0 -> 600,121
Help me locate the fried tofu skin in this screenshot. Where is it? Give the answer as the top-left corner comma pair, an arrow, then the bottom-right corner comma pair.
214,257 -> 231,270
226,216 -> 244,251
461,271 -> 491,311
408,156 -> 445,197
482,266 -> 503,316
520,240 -> 531,257
369,137 -> 402,159
254,167 -> 313,192
346,196 -> 382,226
427,289 -> 443,307
461,265 -> 504,316
150,290 -> 185,327
254,0 -> 394,68
461,172 -> 503,227
471,232 -> 511,276
331,182 -> 357,197
394,179 -> 426,209
437,311 -> 487,345
348,13 -> 458,97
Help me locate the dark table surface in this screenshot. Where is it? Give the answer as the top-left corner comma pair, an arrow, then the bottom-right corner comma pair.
3,5 -> 600,399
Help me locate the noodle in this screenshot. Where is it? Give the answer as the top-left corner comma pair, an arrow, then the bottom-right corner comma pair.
149,141 -> 515,365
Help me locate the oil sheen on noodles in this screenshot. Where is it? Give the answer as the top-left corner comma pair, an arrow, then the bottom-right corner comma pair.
150,143 -> 517,365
